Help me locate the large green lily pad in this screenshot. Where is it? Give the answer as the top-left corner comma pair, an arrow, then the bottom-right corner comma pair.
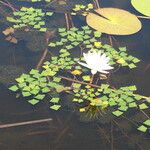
131,0 -> 150,16
86,8 -> 142,35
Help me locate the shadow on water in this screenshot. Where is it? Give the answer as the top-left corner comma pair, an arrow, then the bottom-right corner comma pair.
0,0 -> 150,150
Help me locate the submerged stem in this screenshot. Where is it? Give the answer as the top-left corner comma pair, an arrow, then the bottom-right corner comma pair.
0,118 -> 52,129
60,76 -> 100,88
64,13 -> 70,30
110,121 -> 114,150
113,120 -> 144,150
140,110 -> 149,119
90,74 -> 95,84
0,0 -> 17,11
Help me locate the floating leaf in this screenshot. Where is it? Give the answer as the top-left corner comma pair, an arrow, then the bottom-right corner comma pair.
35,94 -> 45,100
50,105 -> 61,110
131,0 -> 150,16
22,92 -> 31,97
82,75 -> 91,81
86,8 -> 142,35
139,103 -> 148,110
112,110 -> 123,117
9,85 -> 19,92
137,125 -> 147,132
143,119 -> 150,126
80,108 -> 86,112
50,97 -> 60,103
3,27 -> 14,35
71,70 -> 82,75
5,36 -> 18,44
28,99 -> 39,105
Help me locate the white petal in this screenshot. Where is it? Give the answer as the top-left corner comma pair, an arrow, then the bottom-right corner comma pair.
91,69 -> 97,74
98,69 -> 109,74
102,65 -> 114,70
78,61 -> 91,69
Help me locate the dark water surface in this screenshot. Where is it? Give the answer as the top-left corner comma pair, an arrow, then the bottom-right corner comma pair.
0,0 -> 150,150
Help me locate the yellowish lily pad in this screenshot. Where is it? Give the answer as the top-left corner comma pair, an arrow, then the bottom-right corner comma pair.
86,8 -> 142,35
131,0 -> 150,16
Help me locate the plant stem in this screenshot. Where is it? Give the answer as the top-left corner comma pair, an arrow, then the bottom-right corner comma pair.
97,125 -> 111,143
110,121 -> 114,150
140,110 -> 149,119
36,48 -> 48,70
137,16 -> 150,19
109,35 -> 113,47
90,74 -> 95,84
0,0 -> 17,11
113,120 -> 144,150
93,0 -> 100,9
0,118 -> 52,129
60,76 -> 100,88
122,115 -> 138,127
36,31 -> 54,69
68,13 -> 74,27
60,76 -> 150,101
64,13 -> 70,30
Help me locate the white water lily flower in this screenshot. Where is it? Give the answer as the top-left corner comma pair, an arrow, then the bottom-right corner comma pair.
78,50 -> 114,75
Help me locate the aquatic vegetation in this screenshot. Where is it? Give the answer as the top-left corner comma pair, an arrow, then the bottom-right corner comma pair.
1,0 -> 149,134
86,8 -> 142,35
7,7 -> 53,32
131,0 -> 150,16
49,26 -> 140,69
138,119 -> 150,132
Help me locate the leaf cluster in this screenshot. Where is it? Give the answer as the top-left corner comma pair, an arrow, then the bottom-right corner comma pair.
9,69 -> 64,109
7,7 -> 53,32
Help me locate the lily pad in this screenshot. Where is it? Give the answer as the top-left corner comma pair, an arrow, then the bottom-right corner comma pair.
131,0 -> 150,16
86,8 -> 142,35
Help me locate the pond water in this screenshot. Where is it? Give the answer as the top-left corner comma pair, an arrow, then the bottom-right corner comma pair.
0,0 -> 150,150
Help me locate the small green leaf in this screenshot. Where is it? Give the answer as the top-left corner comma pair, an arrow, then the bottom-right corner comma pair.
46,12 -> 53,16
41,87 -> 50,93
128,63 -> 136,69
143,119 -> 150,126
118,106 -> 128,111
50,105 -> 61,110
16,77 -> 24,83
28,99 -> 39,105
22,92 -> 31,97
53,77 -> 61,82
137,125 -> 147,132
9,85 -> 19,92
35,94 -> 45,100
112,110 -> 123,117
129,102 -> 137,108
139,103 -> 148,110
29,69 -> 39,75
48,43 -> 56,47
82,75 -> 91,81
94,31 -> 101,37
50,97 -> 60,103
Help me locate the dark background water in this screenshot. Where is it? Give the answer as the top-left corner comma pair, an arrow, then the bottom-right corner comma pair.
0,0 -> 150,150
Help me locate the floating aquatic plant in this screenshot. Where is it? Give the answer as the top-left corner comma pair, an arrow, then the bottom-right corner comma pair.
131,0 -> 150,17
87,8 -> 142,35
49,26 -> 140,69
7,7 -> 53,32
2,0 -> 149,134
